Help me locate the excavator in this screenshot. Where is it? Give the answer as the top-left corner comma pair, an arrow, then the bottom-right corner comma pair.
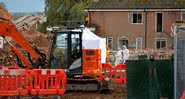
0,17 -> 125,97
47,22 -> 106,91
0,18 -> 46,69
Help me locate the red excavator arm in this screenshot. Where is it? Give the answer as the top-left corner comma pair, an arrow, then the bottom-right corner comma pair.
0,18 -> 44,68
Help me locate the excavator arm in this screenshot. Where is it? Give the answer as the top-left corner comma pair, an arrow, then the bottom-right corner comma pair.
0,18 -> 44,68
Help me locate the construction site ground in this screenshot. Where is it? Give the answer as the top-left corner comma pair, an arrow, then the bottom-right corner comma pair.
60,82 -> 126,99
0,82 -> 126,99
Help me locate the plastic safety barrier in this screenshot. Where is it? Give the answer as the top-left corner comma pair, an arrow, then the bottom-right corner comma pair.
113,64 -> 126,84
96,63 -> 127,85
181,91 -> 185,99
96,63 -> 113,81
0,69 -> 30,96
30,69 -> 66,95
0,68 -> 66,96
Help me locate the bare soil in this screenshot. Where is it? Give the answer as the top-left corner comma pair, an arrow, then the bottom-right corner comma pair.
60,83 -> 126,99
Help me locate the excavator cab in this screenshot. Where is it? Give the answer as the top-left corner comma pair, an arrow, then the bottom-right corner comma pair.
48,27 -> 83,76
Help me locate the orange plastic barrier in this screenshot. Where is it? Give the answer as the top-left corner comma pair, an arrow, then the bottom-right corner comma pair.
96,64 -> 127,85
113,64 -> 127,84
30,69 -> 66,95
96,63 -> 113,81
181,91 -> 185,99
0,69 -> 30,96
0,68 -> 66,96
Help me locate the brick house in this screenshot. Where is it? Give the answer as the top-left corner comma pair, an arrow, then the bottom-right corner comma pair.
86,0 -> 185,50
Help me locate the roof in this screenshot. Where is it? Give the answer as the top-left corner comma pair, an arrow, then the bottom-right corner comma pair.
87,0 -> 185,9
14,15 -> 46,30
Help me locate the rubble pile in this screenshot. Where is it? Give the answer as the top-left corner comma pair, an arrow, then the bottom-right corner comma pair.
0,31 -> 49,66
0,6 -> 15,66
0,6 -> 13,20
0,6 -> 48,66
20,30 -> 49,53
0,45 -> 16,66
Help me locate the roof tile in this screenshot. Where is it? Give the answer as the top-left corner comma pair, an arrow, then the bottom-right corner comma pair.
87,0 -> 185,9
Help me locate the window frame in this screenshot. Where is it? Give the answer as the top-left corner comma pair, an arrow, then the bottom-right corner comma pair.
181,11 -> 185,21
117,36 -> 129,49
155,12 -> 163,33
129,12 -> 143,24
136,37 -> 142,49
107,37 -> 113,50
155,38 -> 167,49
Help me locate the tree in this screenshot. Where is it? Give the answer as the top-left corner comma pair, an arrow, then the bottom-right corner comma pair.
177,0 -> 185,5
45,0 -> 92,24
38,0 -> 92,33
0,2 -> 5,8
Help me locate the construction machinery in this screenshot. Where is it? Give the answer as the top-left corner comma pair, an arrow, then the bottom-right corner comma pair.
0,19 -> 126,97
0,18 -> 66,97
47,22 -> 108,91
0,18 -> 46,69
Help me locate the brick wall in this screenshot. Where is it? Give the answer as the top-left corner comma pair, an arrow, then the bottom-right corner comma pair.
89,11 -> 181,50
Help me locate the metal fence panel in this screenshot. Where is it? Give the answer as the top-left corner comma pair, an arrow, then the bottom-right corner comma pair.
127,60 -> 173,99
174,26 -> 185,99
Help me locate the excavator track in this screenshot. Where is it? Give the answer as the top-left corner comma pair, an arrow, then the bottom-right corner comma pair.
66,78 -> 102,92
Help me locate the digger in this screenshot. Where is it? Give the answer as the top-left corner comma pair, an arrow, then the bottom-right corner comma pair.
0,18 -> 126,97
46,22 -> 109,91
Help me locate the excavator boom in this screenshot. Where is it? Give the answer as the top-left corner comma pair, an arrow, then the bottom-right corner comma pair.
0,18 -> 43,68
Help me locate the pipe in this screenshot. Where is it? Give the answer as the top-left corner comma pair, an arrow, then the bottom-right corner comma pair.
144,9 -> 148,49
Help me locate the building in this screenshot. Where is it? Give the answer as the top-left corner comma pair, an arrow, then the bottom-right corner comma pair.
14,14 -> 46,31
86,0 -> 185,50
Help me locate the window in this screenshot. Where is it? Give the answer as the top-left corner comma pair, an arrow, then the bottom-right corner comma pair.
0,37 -> 3,48
156,38 -> 167,49
156,13 -> 163,32
181,12 -> 185,21
130,12 -> 142,24
136,37 -> 142,49
118,37 -> 128,49
107,37 -> 113,50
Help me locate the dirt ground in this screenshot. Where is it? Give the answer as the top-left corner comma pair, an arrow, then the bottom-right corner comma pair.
60,82 -> 126,99
0,82 -> 126,99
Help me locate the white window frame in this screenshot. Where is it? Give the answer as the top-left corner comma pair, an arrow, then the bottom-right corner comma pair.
107,37 -> 113,50
117,36 -> 129,49
181,11 -> 185,21
155,38 -> 167,49
136,37 -> 142,49
155,12 -> 163,33
129,12 -> 143,24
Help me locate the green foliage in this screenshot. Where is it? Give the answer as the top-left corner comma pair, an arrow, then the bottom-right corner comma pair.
69,2 -> 86,22
39,0 -> 92,32
37,22 -> 48,33
0,2 -> 6,8
45,0 -> 92,24
176,0 -> 185,4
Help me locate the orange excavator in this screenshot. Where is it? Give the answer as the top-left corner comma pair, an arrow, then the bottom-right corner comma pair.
0,18 -> 66,98
0,18 -> 46,69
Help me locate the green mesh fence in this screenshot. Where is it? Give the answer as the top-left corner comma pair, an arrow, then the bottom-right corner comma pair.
127,60 -> 174,99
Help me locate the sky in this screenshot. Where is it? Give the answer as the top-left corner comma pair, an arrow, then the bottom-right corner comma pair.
0,0 -> 45,13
